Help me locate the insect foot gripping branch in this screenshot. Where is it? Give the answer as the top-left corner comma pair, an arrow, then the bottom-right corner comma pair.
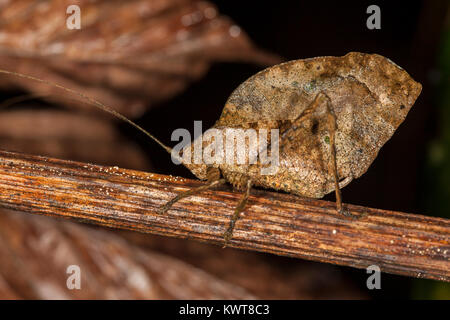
0,52 -> 422,246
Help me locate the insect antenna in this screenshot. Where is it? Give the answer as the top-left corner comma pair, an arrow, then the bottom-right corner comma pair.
0,69 -> 179,160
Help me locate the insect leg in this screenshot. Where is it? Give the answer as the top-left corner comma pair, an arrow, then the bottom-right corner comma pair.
280,92 -> 348,215
223,178 -> 252,246
158,167 -> 225,214
321,94 -> 352,216
324,101 -> 345,214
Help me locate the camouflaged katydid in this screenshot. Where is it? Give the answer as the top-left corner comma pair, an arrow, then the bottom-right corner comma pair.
0,52 -> 422,244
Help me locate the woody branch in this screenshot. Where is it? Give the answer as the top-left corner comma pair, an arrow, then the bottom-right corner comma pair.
0,149 -> 448,282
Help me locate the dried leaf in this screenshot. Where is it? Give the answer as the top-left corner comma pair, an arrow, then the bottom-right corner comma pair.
0,0 -> 279,117
0,109 -> 150,170
124,232 -> 368,299
0,209 -> 256,299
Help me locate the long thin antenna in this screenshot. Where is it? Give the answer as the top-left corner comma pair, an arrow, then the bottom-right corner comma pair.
0,69 -> 173,155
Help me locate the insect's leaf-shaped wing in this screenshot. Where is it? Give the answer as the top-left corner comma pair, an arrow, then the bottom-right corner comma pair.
215,52 -> 422,197
216,52 -> 421,127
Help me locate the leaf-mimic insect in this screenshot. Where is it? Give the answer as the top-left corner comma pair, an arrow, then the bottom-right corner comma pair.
0,52 -> 422,244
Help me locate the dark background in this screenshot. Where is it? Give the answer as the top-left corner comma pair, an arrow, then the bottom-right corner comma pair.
128,0 -> 449,299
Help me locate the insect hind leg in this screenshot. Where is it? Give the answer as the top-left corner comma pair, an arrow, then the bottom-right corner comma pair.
323,97 -> 345,214
281,92 -> 349,216
318,93 -> 352,216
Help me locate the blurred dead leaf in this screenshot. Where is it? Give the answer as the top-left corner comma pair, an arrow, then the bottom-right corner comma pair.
0,109 -> 150,170
0,0 -> 280,117
0,209 -> 256,299
123,232 -> 368,299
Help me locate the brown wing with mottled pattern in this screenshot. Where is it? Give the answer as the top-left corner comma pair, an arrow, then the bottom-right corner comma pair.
214,52 -> 422,197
